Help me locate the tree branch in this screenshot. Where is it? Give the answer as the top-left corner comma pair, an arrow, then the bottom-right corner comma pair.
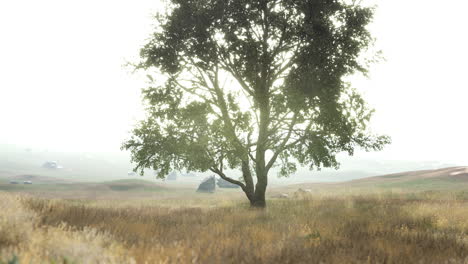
210,167 -> 246,190
266,112 -> 298,171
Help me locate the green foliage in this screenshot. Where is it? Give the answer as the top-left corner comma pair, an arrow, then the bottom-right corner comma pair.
123,0 -> 390,202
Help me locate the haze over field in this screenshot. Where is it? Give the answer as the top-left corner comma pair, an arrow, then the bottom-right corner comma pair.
1,0 -> 468,181
1,1 -> 468,262
0,142 -> 460,185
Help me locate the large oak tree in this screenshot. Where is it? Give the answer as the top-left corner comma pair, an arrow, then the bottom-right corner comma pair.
123,0 -> 390,207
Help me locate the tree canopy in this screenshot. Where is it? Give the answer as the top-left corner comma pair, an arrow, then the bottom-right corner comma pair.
123,0 -> 390,207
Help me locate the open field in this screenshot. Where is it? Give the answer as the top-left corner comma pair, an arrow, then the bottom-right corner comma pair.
0,173 -> 468,263
1,192 -> 468,263
1,167 -> 468,263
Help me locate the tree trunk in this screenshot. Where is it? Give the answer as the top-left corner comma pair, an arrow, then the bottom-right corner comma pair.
250,198 -> 266,208
250,188 -> 267,208
250,170 -> 268,208
251,97 -> 269,208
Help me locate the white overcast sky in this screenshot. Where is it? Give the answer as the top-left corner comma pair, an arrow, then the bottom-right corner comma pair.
0,0 -> 467,164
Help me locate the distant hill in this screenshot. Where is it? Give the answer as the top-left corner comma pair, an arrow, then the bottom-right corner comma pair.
0,144 -> 209,183
282,167 -> 468,192
100,179 -> 167,192
0,178 -> 168,199
0,143 -> 148,182
351,167 -> 468,183
9,174 -> 72,184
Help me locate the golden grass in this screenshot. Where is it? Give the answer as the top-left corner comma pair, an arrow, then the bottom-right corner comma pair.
0,193 -> 134,263
1,191 -> 468,263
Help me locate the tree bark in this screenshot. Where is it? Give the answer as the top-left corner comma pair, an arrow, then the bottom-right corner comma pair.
252,96 -> 270,208
250,175 -> 267,208
241,160 -> 255,202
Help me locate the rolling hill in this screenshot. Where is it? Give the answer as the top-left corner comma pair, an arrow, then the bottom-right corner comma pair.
282,166 -> 468,193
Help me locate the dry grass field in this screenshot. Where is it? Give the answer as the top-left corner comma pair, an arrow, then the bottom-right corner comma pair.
1,188 -> 468,264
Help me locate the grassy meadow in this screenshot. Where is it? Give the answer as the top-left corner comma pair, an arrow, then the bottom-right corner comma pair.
1,186 -> 468,263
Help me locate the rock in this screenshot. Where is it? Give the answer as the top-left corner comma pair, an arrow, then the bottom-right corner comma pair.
167,171 -> 178,181
197,176 -> 216,193
294,188 -> 312,198
42,161 -> 62,169
23,181 -> 32,184
217,178 -> 240,188
272,193 -> 289,199
298,188 -> 312,193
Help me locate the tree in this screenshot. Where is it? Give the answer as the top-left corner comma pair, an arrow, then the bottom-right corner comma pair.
123,0 -> 390,207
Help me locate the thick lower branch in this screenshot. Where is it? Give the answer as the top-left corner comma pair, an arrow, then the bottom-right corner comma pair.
241,160 -> 255,200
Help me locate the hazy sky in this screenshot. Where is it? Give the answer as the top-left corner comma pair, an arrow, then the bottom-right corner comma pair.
0,0 -> 467,164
